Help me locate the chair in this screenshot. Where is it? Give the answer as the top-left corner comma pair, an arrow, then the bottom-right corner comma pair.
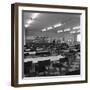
37,60 -> 50,76
65,70 -> 80,75
58,57 -> 69,75
24,61 -> 32,77
24,53 -> 29,58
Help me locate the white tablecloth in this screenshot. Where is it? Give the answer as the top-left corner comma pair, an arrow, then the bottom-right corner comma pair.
24,55 -> 64,63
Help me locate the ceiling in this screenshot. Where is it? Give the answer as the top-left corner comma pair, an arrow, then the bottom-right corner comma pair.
23,11 -> 80,37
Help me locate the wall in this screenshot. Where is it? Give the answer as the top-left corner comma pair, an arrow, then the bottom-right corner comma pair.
0,0 -> 89,90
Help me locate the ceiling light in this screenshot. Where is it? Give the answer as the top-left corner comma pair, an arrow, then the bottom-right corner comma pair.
25,20 -> 32,28
32,13 -> 39,19
64,28 -> 70,32
73,26 -> 80,29
57,30 -> 63,33
77,30 -> 80,33
27,19 -> 33,24
54,23 -> 62,28
25,24 -> 29,28
70,31 -> 76,34
47,26 -> 53,30
42,28 -> 46,32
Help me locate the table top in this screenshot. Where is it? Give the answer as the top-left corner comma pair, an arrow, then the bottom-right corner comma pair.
24,55 -> 65,63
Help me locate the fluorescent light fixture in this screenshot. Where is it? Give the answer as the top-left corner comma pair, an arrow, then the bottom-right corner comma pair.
57,30 -> 63,33
42,28 -> 46,32
64,28 -> 70,32
54,23 -> 62,28
25,13 -> 39,28
77,30 -> 80,33
32,13 -> 39,19
27,19 -> 33,24
25,19 -> 33,28
47,26 -> 53,30
73,26 -> 80,29
70,31 -> 76,34
25,24 -> 29,28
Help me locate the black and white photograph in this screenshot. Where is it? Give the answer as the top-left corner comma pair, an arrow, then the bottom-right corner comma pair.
11,3 -> 87,87
23,11 -> 81,77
